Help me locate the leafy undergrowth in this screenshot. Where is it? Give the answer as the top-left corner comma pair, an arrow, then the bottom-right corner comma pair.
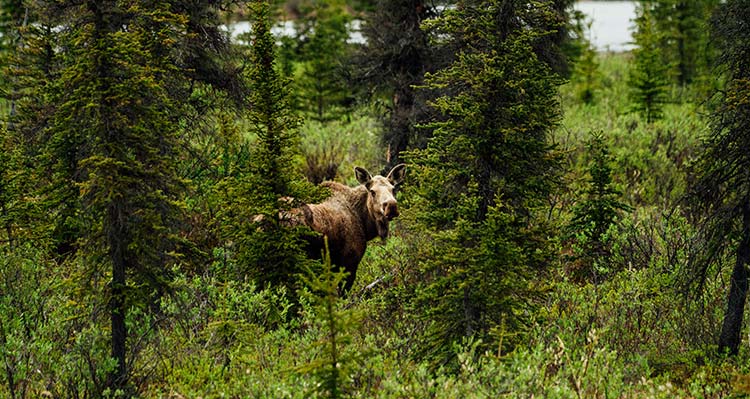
148,53 -> 743,398
139,255 -> 746,398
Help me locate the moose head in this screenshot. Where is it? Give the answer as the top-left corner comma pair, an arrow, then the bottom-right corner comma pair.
355,164 -> 406,239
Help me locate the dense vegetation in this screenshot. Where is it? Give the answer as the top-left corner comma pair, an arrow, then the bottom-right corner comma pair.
1,0 -> 750,398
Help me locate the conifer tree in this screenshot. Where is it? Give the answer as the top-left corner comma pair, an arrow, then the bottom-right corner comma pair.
0,1 -> 25,96
689,0 -> 750,357
222,0 -> 318,295
49,2 -> 188,392
648,0 -> 719,87
571,21 -> 600,104
355,0 -> 438,170
0,126 -> 40,251
405,0 -> 563,367
566,132 -> 630,282
0,127 -> 18,249
298,239 -> 361,399
1,4 -> 70,256
6,1 -> 242,394
538,0 -> 579,77
287,0 -> 353,121
629,4 -> 670,123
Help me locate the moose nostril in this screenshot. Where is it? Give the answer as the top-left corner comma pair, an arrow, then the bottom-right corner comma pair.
384,202 -> 399,219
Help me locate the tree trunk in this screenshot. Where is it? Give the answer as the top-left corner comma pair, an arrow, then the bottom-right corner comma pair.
87,0 -> 129,390
384,86 -> 415,170
108,201 -> 128,391
718,202 -> 750,356
0,317 -> 17,399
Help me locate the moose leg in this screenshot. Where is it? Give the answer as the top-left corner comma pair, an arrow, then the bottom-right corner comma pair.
342,266 -> 357,294
338,253 -> 363,295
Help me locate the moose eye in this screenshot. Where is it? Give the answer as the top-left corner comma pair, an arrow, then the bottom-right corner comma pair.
369,189 -> 376,196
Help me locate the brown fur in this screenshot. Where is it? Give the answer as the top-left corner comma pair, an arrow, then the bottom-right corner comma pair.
283,165 -> 406,292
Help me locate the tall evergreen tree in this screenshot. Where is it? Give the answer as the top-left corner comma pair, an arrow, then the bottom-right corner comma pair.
48,2 -> 188,392
5,1 -> 242,394
566,132 -> 630,283
5,0 -> 242,261
405,0 -> 563,367
1,4 -> 70,256
355,0 -> 439,170
0,1 -> 24,101
284,0 -> 353,122
538,0 -> 579,77
648,0 -> 718,87
570,20 -> 600,104
629,4 -> 671,123
221,0 -> 318,295
689,0 -> 750,357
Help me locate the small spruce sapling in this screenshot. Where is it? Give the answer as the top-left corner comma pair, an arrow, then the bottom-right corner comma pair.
628,4 -> 670,123
298,237 -> 362,399
567,132 -> 630,283
571,20 -> 600,104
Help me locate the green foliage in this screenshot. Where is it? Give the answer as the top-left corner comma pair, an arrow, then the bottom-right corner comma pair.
0,244 -> 128,398
218,0 -> 319,296
0,244 -> 53,399
4,0 -> 244,394
647,0 -> 719,88
0,0 -> 26,98
413,0 -> 563,223
355,0 -> 437,168
629,4 -> 671,123
0,126 -> 35,248
246,1 -> 301,198
40,2 -> 194,392
281,0 -> 354,122
405,0 -> 563,368
570,21 -> 600,104
298,240 -> 363,399
1,0 -> 746,397
144,273 -> 305,398
410,201 -> 553,369
558,53 -> 706,209
298,110 -> 383,184
566,132 -> 630,282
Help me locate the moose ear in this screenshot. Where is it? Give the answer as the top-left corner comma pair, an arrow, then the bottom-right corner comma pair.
354,166 -> 372,185
387,163 -> 406,185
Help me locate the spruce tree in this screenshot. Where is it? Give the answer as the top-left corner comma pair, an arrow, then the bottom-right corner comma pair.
6,1 -> 242,394
49,2 -> 188,391
648,0 -> 719,87
355,0 -> 438,170
629,4 -> 670,123
405,0 -> 563,367
0,127 -> 19,249
221,0 -> 318,295
689,0 -> 750,357
0,1 -> 24,101
298,239 -> 361,399
287,0 -> 353,122
538,0 -> 579,77
566,132 -> 630,283
571,21 -> 600,104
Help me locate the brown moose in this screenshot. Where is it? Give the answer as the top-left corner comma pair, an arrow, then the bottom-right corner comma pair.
283,164 -> 406,292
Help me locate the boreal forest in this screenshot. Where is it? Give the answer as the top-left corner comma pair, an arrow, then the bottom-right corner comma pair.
1,0 -> 750,397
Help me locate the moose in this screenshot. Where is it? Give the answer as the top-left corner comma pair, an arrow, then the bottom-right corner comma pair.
283,164 -> 406,292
